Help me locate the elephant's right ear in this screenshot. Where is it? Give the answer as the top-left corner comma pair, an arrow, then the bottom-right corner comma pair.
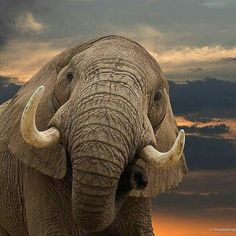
130,96 -> 188,197
0,86 -> 67,179
0,38 -> 103,178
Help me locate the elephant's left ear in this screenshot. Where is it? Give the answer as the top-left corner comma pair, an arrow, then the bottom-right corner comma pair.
129,98 -> 188,198
1,83 -> 67,179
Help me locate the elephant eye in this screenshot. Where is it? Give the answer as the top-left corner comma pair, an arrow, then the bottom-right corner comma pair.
66,72 -> 74,81
154,90 -> 162,103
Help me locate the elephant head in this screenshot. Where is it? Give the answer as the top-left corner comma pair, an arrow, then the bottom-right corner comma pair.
1,36 -> 187,232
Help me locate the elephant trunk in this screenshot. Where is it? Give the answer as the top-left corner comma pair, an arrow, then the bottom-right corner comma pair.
69,73 -> 142,231
72,159 -> 118,231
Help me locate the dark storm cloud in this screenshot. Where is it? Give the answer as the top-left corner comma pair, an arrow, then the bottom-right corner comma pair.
176,169 -> 236,195
0,76 -> 20,104
185,135 -> 236,171
180,124 -> 230,136
153,192 -> 236,221
169,78 -> 236,118
183,115 -> 219,123
152,169 -> 236,212
169,78 -> 236,171
154,192 -> 236,209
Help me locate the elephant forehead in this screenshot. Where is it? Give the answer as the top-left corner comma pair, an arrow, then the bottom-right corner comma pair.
71,38 -> 154,73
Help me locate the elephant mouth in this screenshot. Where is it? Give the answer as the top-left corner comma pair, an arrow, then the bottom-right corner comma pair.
114,163 -> 148,213
114,181 -> 130,216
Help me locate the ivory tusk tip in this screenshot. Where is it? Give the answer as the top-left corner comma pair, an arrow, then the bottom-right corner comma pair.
38,85 -> 45,90
179,129 -> 185,144
179,129 -> 185,136
34,85 -> 45,97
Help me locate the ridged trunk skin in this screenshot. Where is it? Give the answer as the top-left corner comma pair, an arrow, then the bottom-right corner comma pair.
88,197 -> 154,236
68,69 -> 143,232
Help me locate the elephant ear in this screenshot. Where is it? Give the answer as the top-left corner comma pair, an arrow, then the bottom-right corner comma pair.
0,38 -> 100,179
0,76 -> 68,179
130,97 -> 188,197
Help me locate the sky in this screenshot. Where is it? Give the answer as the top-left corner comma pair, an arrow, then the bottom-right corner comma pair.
0,0 -> 236,235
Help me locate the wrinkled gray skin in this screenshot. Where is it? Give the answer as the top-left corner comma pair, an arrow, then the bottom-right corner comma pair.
0,36 -> 187,236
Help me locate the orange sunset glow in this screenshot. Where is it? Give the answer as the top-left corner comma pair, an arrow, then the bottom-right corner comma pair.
176,116 -> 236,140
152,213 -> 236,236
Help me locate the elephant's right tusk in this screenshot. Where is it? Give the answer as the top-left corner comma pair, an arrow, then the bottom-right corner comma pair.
140,129 -> 185,169
21,86 -> 60,148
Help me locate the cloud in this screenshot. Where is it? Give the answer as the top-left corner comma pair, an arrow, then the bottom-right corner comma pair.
153,169 -> 236,214
152,45 -> 236,65
155,192 -> 236,210
202,0 -> 235,9
64,0 -> 96,1
116,24 -> 165,52
180,124 -> 230,137
168,79 -> 236,170
117,24 -> 236,82
178,169 -> 236,195
151,45 -> 236,81
15,12 -> 45,33
180,116 -> 219,123
169,78 -> 236,118
184,135 -> 236,171
0,40 -> 63,82
0,0 -> 235,82
116,24 -> 236,64
0,76 -> 20,104
176,116 -> 236,140
176,117 -> 236,172
0,0 -> 45,48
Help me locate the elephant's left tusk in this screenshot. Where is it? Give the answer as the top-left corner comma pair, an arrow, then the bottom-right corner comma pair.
21,86 -> 60,148
140,129 -> 185,169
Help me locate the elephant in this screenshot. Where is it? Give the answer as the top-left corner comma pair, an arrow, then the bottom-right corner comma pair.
0,35 -> 188,236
